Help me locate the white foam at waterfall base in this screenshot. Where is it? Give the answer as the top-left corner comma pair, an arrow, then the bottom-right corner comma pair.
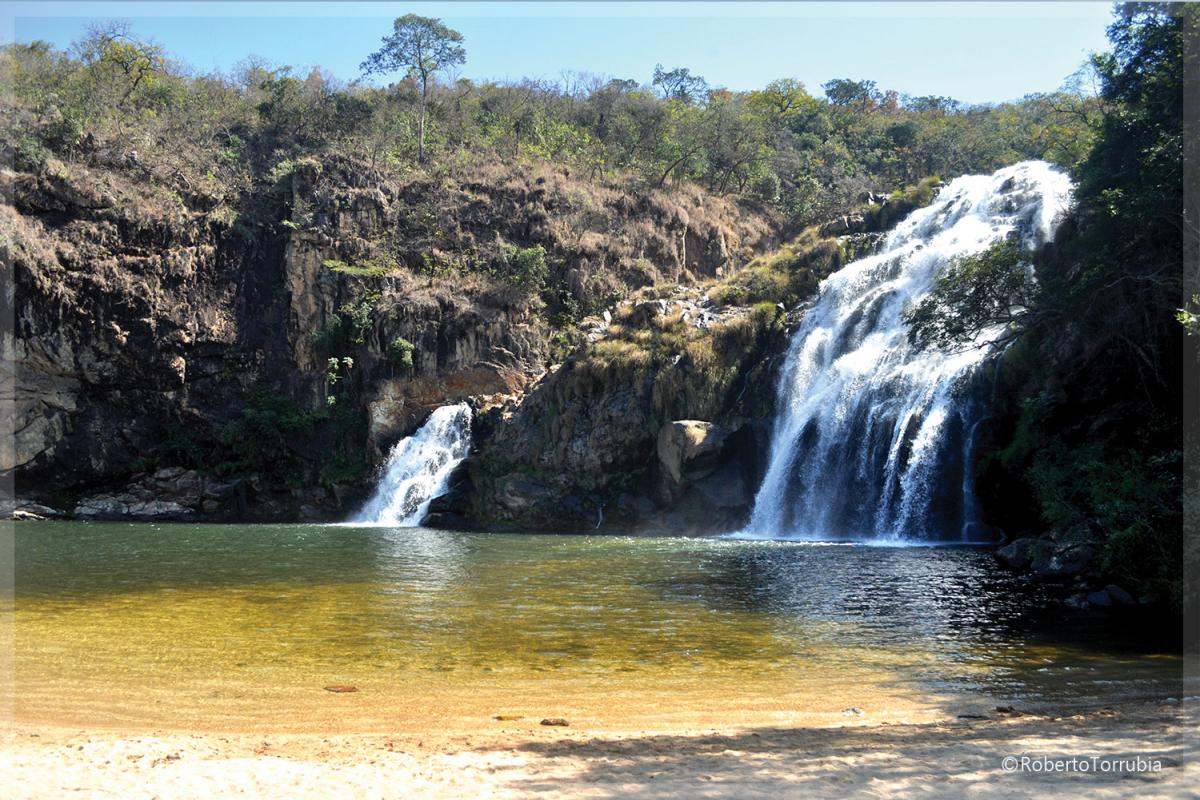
738,161 -> 1074,543
352,403 -> 472,526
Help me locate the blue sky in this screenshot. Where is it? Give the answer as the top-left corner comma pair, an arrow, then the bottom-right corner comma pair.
4,2 -> 1114,104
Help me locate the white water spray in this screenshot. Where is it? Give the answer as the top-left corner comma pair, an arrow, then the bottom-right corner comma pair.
740,161 -> 1073,542
353,403 -> 472,526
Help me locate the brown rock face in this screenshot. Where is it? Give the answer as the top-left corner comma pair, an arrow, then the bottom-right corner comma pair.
656,421 -> 726,485
7,153 -> 780,521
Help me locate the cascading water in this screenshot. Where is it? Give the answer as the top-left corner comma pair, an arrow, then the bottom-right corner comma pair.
352,403 -> 472,526
741,161 -> 1073,542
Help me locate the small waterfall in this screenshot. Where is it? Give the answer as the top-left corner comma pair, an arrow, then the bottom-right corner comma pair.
742,161 -> 1073,542
353,403 -> 472,526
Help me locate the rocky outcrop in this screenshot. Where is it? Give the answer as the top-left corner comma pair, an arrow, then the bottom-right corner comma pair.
993,527 -> 1156,610
656,421 -> 724,484
73,468 -> 231,520
465,288 -> 785,532
6,151 -> 780,521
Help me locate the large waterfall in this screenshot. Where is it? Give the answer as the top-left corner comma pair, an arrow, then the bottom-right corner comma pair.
742,161 -> 1072,542
353,403 -> 472,526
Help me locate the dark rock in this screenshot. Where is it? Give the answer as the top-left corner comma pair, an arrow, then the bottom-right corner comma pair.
1104,584 -> 1134,606
995,538 -> 1036,570
1031,543 -> 1095,579
1086,589 -> 1113,608
428,479 -> 473,514
1065,593 -> 1090,609
495,475 -> 556,513
691,461 -> 749,509
422,511 -> 470,530
616,493 -> 656,519
539,718 -> 570,727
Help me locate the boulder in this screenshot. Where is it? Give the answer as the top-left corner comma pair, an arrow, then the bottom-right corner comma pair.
995,538 -> 1035,570
657,421 -> 725,485
1086,589 -> 1113,608
628,299 -> 668,326
74,496 -> 127,519
1031,543 -> 1095,580
1104,584 -> 1135,606
691,461 -> 749,509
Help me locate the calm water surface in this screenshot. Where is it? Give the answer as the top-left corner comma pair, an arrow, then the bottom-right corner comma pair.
3,522 -> 1182,732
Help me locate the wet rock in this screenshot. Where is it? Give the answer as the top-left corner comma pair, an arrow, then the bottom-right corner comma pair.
422,511 -> 470,530
6,500 -> 65,520
127,500 -> 193,520
691,461 -> 749,509
616,493 -> 656,520
297,504 -> 322,520
73,496 -> 128,519
495,475 -> 556,513
1065,593 -> 1090,609
995,538 -> 1035,570
1031,543 -> 1095,580
1104,584 -> 1134,606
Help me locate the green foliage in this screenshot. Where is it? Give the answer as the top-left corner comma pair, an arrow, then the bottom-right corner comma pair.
493,244 -> 548,292
217,393 -> 322,484
0,18 -> 1106,224
324,356 -> 355,406
979,5 -> 1193,606
268,156 -> 322,184
652,64 -> 709,104
308,291 -> 382,356
360,14 -> 465,164
1177,294 -> 1200,336
387,336 -> 415,372
904,237 -> 1034,350
14,136 -> 50,171
996,397 -> 1181,605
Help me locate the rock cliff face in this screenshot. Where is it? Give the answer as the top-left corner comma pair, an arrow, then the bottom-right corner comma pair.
5,151 -> 781,522
462,289 -> 788,533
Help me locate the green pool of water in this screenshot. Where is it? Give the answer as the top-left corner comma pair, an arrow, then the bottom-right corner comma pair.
1,522 -> 1182,732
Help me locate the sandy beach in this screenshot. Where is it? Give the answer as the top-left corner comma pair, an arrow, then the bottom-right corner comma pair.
2,700 -> 1195,799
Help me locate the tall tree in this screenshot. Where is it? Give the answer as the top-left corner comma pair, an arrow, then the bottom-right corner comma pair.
360,14 -> 465,164
651,64 -> 709,105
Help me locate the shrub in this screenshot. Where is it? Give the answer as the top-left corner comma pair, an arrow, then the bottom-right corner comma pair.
388,336 -> 415,372
14,136 -> 50,171
216,393 -> 323,485
494,244 -> 548,292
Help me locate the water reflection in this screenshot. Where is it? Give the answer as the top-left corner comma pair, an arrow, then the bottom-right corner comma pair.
11,523 -> 1182,714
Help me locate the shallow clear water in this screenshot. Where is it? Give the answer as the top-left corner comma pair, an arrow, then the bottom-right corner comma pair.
3,522 -> 1182,732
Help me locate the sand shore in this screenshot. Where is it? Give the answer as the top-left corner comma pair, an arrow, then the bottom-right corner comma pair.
1,700 -> 1195,798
